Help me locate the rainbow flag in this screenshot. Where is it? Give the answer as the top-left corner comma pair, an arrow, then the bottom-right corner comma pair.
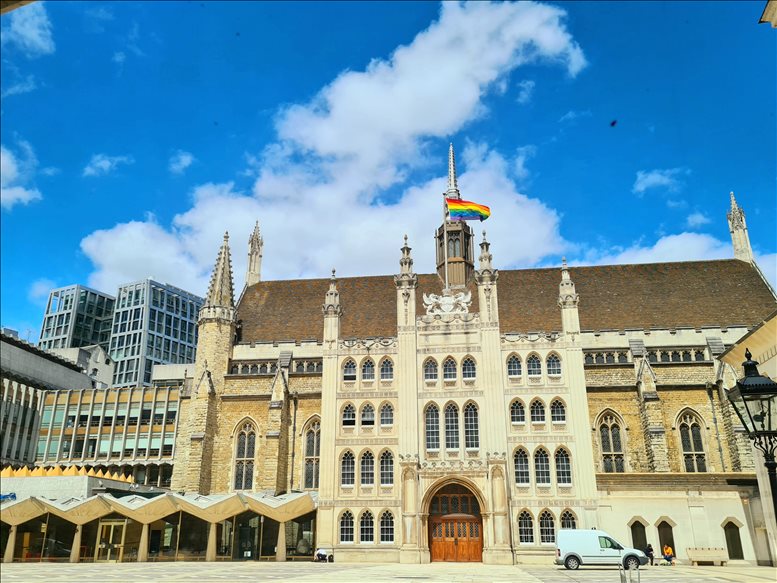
446,197 -> 491,221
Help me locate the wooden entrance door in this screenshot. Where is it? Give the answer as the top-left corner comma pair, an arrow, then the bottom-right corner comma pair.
428,484 -> 483,562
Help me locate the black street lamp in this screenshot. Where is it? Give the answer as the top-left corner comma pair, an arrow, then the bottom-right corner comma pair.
726,349 -> 777,513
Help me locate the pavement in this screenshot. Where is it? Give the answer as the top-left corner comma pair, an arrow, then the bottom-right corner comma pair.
0,561 -> 775,583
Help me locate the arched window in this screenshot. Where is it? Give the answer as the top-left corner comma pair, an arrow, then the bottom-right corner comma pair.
547,354 -> 562,376
342,404 -> 356,427
464,403 -> 479,449
539,510 -> 556,543
380,358 -> 394,381
510,400 -> 526,424
679,412 -> 706,472
535,449 -> 551,485
380,451 -> 394,486
380,511 -> 394,543
555,448 -> 572,485
343,359 -> 356,381
234,421 -> 256,490
658,520 -> 674,550
360,511 -> 374,543
518,511 -> 534,543
340,511 -> 354,543
341,451 -> 355,486
724,521 -> 744,560
507,355 -> 522,377
380,403 -> 394,426
462,357 -> 476,379
445,404 -> 459,450
560,510 -> 576,529
425,404 -> 440,450
362,359 -> 375,380
443,357 -> 457,380
530,399 -> 545,423
550,399 -> 566,423
424,359 -> 438,381
361,404 -> 375,427
514,448 -> 530,485
527,354 -> 542,376
599,413 -> 625,473
631,521 -> 647,550
303,420 -> 320,489
360,451 -> 374,486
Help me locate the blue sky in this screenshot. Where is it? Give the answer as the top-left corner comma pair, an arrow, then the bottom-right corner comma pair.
1,1 -> 775,342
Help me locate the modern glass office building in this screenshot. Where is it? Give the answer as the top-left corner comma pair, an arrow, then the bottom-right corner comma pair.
38,285 -> 115,352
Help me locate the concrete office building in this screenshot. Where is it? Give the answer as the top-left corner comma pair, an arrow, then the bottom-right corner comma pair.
38,285 -> 115,352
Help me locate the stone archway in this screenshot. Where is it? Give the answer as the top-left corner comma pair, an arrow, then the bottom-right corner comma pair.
425,481 -> 484,562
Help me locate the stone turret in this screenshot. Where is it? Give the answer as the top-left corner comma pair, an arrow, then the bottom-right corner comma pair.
475,231 -> 499,323
201,232 -> 236,323
558,257 -> 580,336
727,192 -> 754,263
322,269 -> 342,346
395,235 -> 418,328
245,221 -> 263,288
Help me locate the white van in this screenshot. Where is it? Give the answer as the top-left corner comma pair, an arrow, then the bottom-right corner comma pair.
555,529 -> 648,570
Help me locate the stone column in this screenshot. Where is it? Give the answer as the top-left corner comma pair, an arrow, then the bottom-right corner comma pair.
275,522 -> 286,562
69,525 -> 82,563
206,522 -> 217,561
3,524 -> 16,563
137,523 -> 149,562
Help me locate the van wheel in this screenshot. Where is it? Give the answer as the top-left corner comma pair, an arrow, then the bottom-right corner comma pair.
564,556 -> 580,570
624,556 -> 640,570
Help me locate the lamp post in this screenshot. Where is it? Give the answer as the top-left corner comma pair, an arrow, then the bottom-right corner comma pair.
726,348 -> 777,513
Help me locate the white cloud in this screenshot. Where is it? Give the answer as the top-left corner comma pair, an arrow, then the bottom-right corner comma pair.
686,212 -> 711,228
757,253 -> 777,291
0,2 -> 55,58
558,109 -> 591,123
169,150 -> 195,174
516,79 -> 535,104
112,51 -> 126,64
82,154 -> 134,177
1,141 -> 42,210
632,167 -> 690,195
28,278 -> 55,305
1,74 -> 37,98
514,145 -> 536,181
587,232 -> 731,265
80,1 -> 584,294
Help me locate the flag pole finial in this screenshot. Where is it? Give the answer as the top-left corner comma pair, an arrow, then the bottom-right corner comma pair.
446,143 -> 461,200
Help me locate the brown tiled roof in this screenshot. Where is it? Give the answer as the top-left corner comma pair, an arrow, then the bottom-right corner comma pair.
236,259 -> 775,343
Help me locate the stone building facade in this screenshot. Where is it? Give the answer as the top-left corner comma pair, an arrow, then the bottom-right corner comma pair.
170,148 -> 776,565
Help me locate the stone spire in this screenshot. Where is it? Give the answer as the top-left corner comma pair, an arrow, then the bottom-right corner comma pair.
446,143 -> 461,200
727,192 -> 754,263
322,269 -> 342,317
399,234 -> 415,277
558,257 -> 580,335
478,230 -> 493,272
245,221 -> 263,287
205,232 -> 235,309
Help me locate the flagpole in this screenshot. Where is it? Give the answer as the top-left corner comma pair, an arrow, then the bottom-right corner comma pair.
443,193 -> 449,292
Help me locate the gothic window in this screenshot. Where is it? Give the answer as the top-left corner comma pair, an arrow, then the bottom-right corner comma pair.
547,354 -> 561,376
535,449 -> 551,485
585,353 -> 594,365
539,510 -> 556,543
605,353 -> 615,364
234,422 -> 256,490
507,355 -> 522,377
679,412 -> 706,472
380,403 -> 394,426
296,362 -> 304,373
445,404 -> 459,450
425,404 -> 440,450
618,352 -> 629,364
514,448 -> 530,485
462,357 -> 476,379
671,351 -> 681,362
695,350 -> 705,362
341,451 -> 355,486
303,420 -> 320,489
555,448 -> 572,485
530,399 -> 545,423
648,351 -> 658,363
360,451 -> 374,486
342,404 -> 356,427
510,400 -> 525,424
660,351 -> 670,363
360,511 -> 374,543
343,359 -> 356,381
443,357 -> 457,380
250,364 -> 258,374
424,359 -> 438,381
464,403 -> 479,449
380,511 -> 394,543
380,451 -> 394,486
681,351 -> 692,362
560,510 -> 576,529
595,353 -> 604,364
527,354 -> 542,376
599,413 -> 625,473
340,511 -> 354,543
361,404 -> 375,427
550,399 -> 566,423
362,359 -> 375,380
518,511 -> 534,543
380,358 -> 394,380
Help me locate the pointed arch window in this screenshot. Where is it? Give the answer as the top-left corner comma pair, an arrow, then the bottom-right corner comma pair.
341,451 -> 355,486
679,412 -> 706,472
507,355 -> 522,377
340,511 -> 354,543
464,403 -> 479,449
234,422 -> 256,490
550,399 -> 566,423
527,355 -> 542,376
360,511 -> 374,543
425,404 -> 440,450
514,448 -> 530,485
443,357 -> 457,380
539,510 -> 556,543
555,448 -> 572,485
511,400 -> 526,424
380,358 -> 394,381
360,451 -> 374,486
380,403 -> 394,426
361,404 -> 375,427
535,449 -> 551,485
343,359 -> 356,381
362,359 -> 375,381
380,450 -> 394,486
424,359 -> 438,381
599,413 -> 625,473
518,511 -> 534,543
380,511 -> 394,543
342,404 -> 356,427
547,354 -> 561,376
303,420 -> 320,489
530,399 -> 545,423
560,510 -> 576,529
445,404 -> 460,450
462,357 -> 476,380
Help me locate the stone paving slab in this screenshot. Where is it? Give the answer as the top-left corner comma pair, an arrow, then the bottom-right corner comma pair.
0,562 -> 774,583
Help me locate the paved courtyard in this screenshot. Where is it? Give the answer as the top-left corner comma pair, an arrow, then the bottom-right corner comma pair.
0,562 -> 775,583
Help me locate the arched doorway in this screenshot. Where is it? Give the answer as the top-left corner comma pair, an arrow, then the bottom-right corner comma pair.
428,483 -> 482,562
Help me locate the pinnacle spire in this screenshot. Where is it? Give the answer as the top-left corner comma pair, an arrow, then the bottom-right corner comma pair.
399,234 -> 414,275
446,143 -> 461,199
205,231 -> 235,308
730,191 -> 738,210
246,220 -> 263,287
727,191 -> 753,262
478,230 -> 493,271
323,268 -> 341,316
